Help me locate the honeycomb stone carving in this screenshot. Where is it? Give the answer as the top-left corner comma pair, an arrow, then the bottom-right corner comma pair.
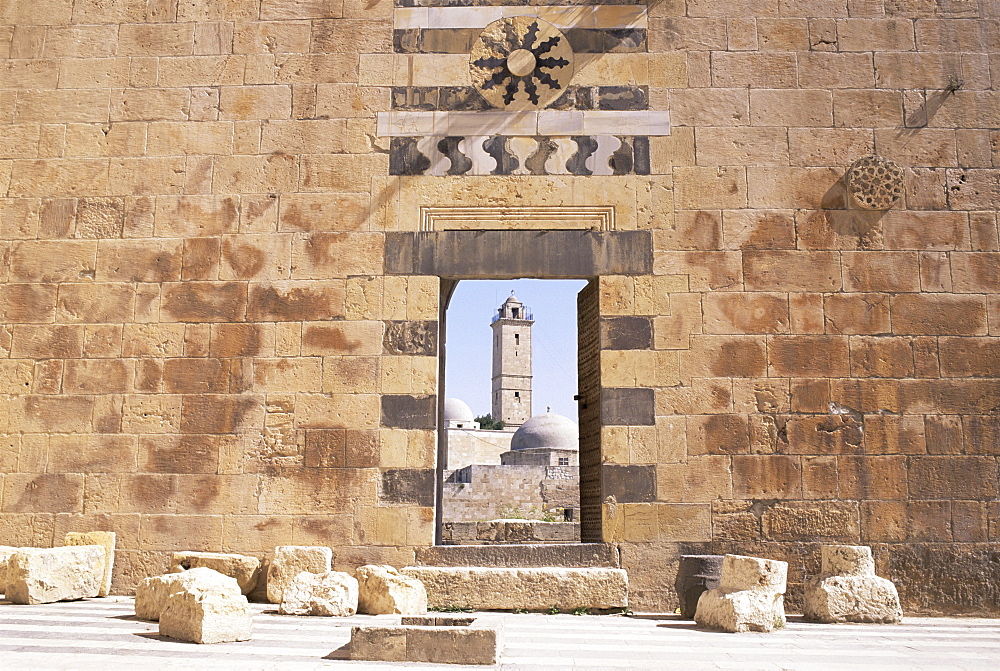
847,155 -> 904,210
471,17 -> 574,111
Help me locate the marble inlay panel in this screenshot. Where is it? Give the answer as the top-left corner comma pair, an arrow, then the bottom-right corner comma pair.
389,135 -> 651,176
376,110 -> 670,137
391,86 -> 649,112
394,28 -> 646,54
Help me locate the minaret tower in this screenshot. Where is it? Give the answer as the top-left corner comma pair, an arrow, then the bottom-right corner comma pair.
491,291 -> 533,427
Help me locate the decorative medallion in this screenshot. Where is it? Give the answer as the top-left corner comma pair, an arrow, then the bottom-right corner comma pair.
470,17 -> 575,111
847,155 -> 905,210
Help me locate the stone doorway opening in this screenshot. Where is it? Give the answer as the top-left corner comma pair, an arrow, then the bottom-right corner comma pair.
438,279 -> 593,546
383,227 -> 653,548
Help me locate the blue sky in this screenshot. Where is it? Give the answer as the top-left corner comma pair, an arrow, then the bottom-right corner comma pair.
444,279 -> 589,420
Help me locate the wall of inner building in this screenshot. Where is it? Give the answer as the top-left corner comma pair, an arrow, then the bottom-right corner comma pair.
0,0 -> 998,614
444,427 -> 513,470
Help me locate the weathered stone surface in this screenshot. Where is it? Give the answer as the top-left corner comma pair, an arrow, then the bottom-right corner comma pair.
64,532 -> 115,597
694,554 -> 787,633
135,566 -> 241,621
278,570 -> 358,616
803,545 -> 902,624
356,564 -> 427,615
0,546 -> 20,595
170,551 -> 260,596
414,544 -> 620,568
159,572 -> 253,644
266,546 -> 333,604
3,0 -> 1000,622
6,546 -> 105,605
350,618 -> 501,665
402,567 -> 628,610
385,231 -> 653,278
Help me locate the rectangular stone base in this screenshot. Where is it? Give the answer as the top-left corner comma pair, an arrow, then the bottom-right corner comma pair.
350,617 -> 500,665
402,566 -> 628,611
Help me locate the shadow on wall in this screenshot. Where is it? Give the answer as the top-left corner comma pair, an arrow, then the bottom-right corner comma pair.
817,176 -> 888,249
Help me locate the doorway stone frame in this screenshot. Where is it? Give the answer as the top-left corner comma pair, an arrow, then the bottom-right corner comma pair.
384,230 -> 654,544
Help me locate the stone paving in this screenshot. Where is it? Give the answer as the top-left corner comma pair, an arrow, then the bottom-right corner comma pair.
1,597 -> 997,670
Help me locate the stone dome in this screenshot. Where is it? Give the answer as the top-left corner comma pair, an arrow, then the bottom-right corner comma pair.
511,411 -> 579,450
504,292 -> 522,305
444,398 -> 475,424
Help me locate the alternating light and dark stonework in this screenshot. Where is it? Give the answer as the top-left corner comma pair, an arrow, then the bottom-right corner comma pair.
389,135 -> 650,176
383,3 -> 666,176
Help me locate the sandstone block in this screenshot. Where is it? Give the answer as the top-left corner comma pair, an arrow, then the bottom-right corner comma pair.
803,545 -> 902,623
356,564 -> 427,615
266,545 -> 333,604
0,545 -> 19,595
170,551 -> 261,596
64,531 -> 115,597
278,570 -> 359,616
159,572 -> 253,644
135,566 -> 242,621
351,619 -> 501,665
6,546 -> 106,605
402,567 -> 627,611
694,554 -> 787,633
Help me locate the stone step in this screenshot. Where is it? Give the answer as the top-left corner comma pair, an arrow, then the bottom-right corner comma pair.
402,566 -> 628,611
413,543 -> 620,568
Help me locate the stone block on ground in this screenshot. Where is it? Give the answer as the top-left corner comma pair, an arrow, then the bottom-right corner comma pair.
402,567 -> 628,611
803,545 -> 902,624
6,546 -> 106,605
350,616 -> 501,665
278,570 -> 358,616
64,532 -> 116,597
356,564 -> 427,615
266,546 -> 333,604
694,554 -> 788,633
1,546 -> 20,595
170,551 -> 260,596
135,566 -> 242,621
158,571 -> 253,644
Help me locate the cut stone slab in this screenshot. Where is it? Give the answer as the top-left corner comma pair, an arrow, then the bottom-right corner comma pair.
350,616 -> 501,665
159,572 -> 253,644
6,546 -> 105,605
0,546 -> 20,595
817,544 -> 876,577
170,551 -> 260,596
267,546 -> 333,604
135,567 -> 242,621
64,532 -> 116,597
402,566 -> 628,611
356,564 -> 427,615
695,554 -> 788,633
278,570 -> 358,616
804,545 -> 902,624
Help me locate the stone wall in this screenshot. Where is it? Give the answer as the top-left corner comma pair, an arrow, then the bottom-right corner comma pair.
445,427 -> 512,470
443,465 -> 579,522
0,0 -> 998,613
442,520 -> 580,544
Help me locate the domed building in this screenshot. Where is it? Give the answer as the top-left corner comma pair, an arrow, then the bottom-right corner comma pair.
501,410 -> 579,467
444,397 -> 478,430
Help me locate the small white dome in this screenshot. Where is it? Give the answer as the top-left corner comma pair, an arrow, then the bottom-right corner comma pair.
511,411 -> 579,450
444,398 -> 475,424
504,293 -> 522,305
